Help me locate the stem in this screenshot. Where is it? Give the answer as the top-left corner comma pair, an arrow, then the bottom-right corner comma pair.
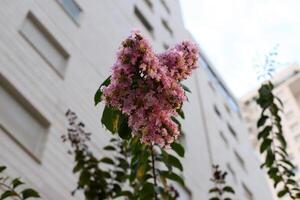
150,144 -> 158,200
269,113 -> 295,199
0,182 -> 23,200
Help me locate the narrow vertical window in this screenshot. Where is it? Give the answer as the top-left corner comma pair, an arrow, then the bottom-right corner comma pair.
57,0 -> 82,23
134,6 -> 154,37
20,12 -> 70,78
0,77 -> 50,162
161,19 -> 173,36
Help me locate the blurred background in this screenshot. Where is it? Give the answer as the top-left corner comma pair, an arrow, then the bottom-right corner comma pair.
0,0 -> 299,199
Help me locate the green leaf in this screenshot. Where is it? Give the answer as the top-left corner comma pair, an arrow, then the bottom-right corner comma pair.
276,133 -> 287,148
78,170 -> 90,186
12,178 -> 24,189
171,142 -> 185,157
21,189 -> 40,199
277,188 -> 288,197
73,162 -> 83,173
257,126 -> 272,140
160,171 -> 184,186
265,149 -> 275,167
0,191 -> 16,200
176,108 -> 185,119
209,197 -> 220,200
209,188 -> 220,193
140,182 -> 155,199
257,115 -> 268,127
100,157 -> 114,165
103,145 -> 116,151
223,186 -> 235,194
0,166 -> 6,173
101,106 -> 121,134
260,138 -> 272,153
118,115 -> 131,140
181,83 -> 191,93
168,154 -> 183,171
94,76 -> 111,106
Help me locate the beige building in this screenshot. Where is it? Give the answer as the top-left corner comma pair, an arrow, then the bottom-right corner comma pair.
240,64 -> 300,199
0,0 -> 272,199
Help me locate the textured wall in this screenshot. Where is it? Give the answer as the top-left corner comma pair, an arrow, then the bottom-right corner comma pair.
0,0 -> 272,199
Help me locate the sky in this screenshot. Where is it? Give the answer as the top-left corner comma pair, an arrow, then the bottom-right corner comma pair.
179,0 -> 300,98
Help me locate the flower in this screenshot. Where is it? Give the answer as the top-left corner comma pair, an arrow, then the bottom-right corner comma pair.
102,30 -> 199,148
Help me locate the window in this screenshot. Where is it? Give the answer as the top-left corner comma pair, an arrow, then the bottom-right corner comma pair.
20,12 -> 70,78
144,0 -> 153,11
219,131 -> 228,147
234,151 -> 246,171
161,19 -> 173,36
226,163 -> 237,183
160,0 -> 170,14
224,102 -> 231,114
227,123 -> 237,139
134,6 -> 154,37
242,183 -> 254,200
213,104 -> 222,119
57,0 -> 82,23
0,78 -> 50,162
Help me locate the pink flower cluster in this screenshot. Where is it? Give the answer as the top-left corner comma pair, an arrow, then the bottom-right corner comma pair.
102,30 -> 199,148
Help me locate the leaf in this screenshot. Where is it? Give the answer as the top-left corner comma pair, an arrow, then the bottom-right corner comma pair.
277,188 -> 288,197
0,166 -> 6,173
223,186 -> 235,194
140,182 -> 155,200
265,149 -> 275,167
209,197 -> 220,200
168,154 -> 183,171
100,157 -> 114,165
276,133 -> 287,148
21,189 -> 40,199
209,188 -> 220,193
103,146 -> 116,151
12,178 -> 24,188
101,106 -> 121,133
0,191 -> 16,199
181,83 -> 191,93
176,108 -> 185,119
171,142 -> 185,157
118,115 -> 131,140
73,162 -> 83,173
160,171 -> 184,186
257,115 -> 268,127
94,76 -> 111,106
260,138 -> 272,153
257,126 -> 272,140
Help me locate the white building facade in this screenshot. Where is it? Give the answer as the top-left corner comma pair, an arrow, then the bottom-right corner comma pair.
0,0 -> 272,199
240,65 -> 300,200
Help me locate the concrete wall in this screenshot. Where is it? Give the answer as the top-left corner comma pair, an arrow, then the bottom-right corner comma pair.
0,0 -> 272,199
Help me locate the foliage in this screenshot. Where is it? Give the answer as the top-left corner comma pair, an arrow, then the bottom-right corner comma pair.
255,44 -> 279,80
64,110 -> 189,200
256,81 -> 300,199
0,166 -> 40,200
209,165 -> 235,200
64,31 -> 198,199
98,30 -> 198,148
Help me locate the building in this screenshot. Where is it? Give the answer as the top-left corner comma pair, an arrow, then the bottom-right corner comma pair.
240,64 -> 300,199
0,0 -> 272,199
